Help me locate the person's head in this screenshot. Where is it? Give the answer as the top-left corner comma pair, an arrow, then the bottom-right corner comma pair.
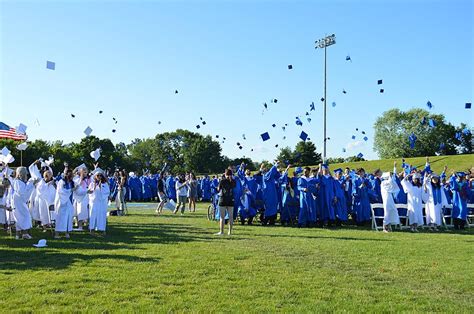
310,168 -> 318,177
190,172 -> 196,180
245,169 -> 251,176
456,172 -> 466,182
43,170 -> 53,182
178,174 -> 186,183
334,169 -> 343,180
321,164 -> 330,176
225,168 -> 233,179
344,167 -> 350,176
64,168 -> 73,181
357,168 -> 366,176
260,163 -> 268,173
79,167 -> 89,178
373,169 -> 382,178
431,174 -> 441,188
303,167 -> 311,177
16,167 -> 28,182
412,172 -> 422,186
95,172 -> 106,183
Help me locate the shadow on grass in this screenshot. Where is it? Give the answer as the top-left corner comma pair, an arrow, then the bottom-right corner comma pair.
241,232 -> 393,242
0,249 -> 160,271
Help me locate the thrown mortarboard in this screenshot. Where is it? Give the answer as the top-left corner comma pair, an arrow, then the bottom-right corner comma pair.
275,144 -> 279,148
99,110 -> 103,114
351,135 -> 356,140
357,153 -> 364,158
462,128 -> 471,135
307,137 -> 311,140
272,99 -> 278,103
282,126 -> 286,131
409,133 -> 417,149
455,132 -> 462,140
202,121 -> 206,125
310,102 -> 315,111
356,128 -> 359,131
307,118 -> 311,123
196,125 -> 201,129
320,97 -> 325,102
215,135 -> 219,138
112,129 -> 116,133
421,117 -> 427,125
465,102 -> 471,109
361,131 -> 366,135
239,146 -> 243,150
288,65 -> 293,70
295,117 -> 303,126
306,112 -> 309,116
363,136 -> 368,141
17,142 -> 28,151
16,123 -> 27,135
236,142 -> 241,146
345,55 -> 351,61
263,102 -> 268,109
272,124 -> 276,128
379,89 -> 384,93
428,118 -> 437,128
377,79 -> 383,85
426,101 -> 433,110
46,61 -> 55,70
283,136 -> 286,140
71,114 -> 76,118
90,148 -> 101,161
242,134 -> 246,139
223,137 -> 226,140
300,131 -> 308,141
200,117 -> 203,120
261,132 -> 270,141
342,89 -> 347,94
175,90 -> 179,94
251,149 -> 254,152
1,147 -> 11,156
84,126 -> 93,137
332,102 -> 336,107
342,148 -> 346,153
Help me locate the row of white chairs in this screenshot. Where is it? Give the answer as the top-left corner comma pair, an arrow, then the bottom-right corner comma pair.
370,203 -> 474,231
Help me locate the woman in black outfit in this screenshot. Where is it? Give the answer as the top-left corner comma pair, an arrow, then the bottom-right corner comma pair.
216,168 -> 236,236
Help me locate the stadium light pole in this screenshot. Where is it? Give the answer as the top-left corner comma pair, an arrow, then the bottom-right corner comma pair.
315,34 -> 336,164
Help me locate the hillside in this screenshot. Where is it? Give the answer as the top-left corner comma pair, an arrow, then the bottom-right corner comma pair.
326,154 -> 473,174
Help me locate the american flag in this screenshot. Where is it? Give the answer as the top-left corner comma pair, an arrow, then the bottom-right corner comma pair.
0,122 -> 28,141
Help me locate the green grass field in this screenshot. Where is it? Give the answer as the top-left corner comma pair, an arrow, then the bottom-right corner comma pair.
1,203 -> 473,312
327,154 -> 474,174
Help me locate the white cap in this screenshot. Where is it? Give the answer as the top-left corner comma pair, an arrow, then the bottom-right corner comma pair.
16,123 -> 27,135
90,148 -> 101,161
33,239 -> 48,248
1,147 -> 10,157
17,142 -> 28,151
84,126 -> 93,137
381,172 -> 391,180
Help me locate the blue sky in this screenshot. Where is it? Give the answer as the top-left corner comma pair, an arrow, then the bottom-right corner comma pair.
1,0 -> 472,162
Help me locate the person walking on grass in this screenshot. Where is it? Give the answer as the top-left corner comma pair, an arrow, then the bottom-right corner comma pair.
216,168 -> 236,236
174,174 -> 188,215
187,172 -> 198,212
156,171 -> 168,215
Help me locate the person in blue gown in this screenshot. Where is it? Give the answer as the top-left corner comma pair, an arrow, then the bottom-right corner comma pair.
370,169 -> 383,203
165,174 -> 177,202
260,162 -> 281,225
232,166 -> 243,218
297,167 -> 317,227
200,175 -> 212,201
128,173 -> 142,201
343,168 -> 354,219
450,172 -> 470,230
317,164 -> 337,226
353,168 -> 372,225
333,168 -> 348,225
140,172 -> 153,201
236,164 -> 258,224
280,167 -> 299,225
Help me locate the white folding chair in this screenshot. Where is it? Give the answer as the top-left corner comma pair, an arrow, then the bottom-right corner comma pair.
370,203 -> 384,231
395,204 -> 410,230
442,204 -> 453,228
466,204 -> 474,228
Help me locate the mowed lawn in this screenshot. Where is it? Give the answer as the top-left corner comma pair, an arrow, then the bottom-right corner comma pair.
1,203 -> 473,312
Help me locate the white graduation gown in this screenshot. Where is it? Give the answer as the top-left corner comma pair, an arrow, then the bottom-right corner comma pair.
29,188 -> 41,222
54,180 -> 74,232
401,178 -> 424,225
422,181 -> 448,226
36,179 -> 56,225
381,172 -> 400,225
73,177 -> 90,222
0,190 -> 8,224
12,179 -> 35,231
89,182 -> 110,231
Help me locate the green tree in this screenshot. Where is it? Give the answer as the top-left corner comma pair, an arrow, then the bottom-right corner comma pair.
276,146 -> 294,165
293,141 -> 322,166
373,108 -> 457,159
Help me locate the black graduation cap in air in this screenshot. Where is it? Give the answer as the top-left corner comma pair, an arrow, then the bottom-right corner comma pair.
300,131 -> 308,141
466,103 -> 472,109
71,114 -> 75,118
158,121 -> 161,124
288,65 -> 293,70
275,144 -> 279,148
356,128 -> 359,131
112,129 -> 116,133
379,89 -> 384,93
377,79 -> 383,85
202,121 -> 206,125
342,89 -> 347,94
320,97 -> 325,102
305,112 -> 310,116
346,55 -> 351,62
196,125 -> 201,129
223,137 -> 226,140
263,102 -> 268,109
236,142 -> 241,146
200,117 -> 203,120
99,110 -> 103,114
361,131 -> 366,135
175,90 -> 179,94
215,135 -> 219,138
261,132 -> 270,141
239,146 -> 243,150
272,99 -> 278,103
272,124 -> 276,128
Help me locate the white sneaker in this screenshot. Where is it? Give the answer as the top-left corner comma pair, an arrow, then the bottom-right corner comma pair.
214,232 -> 224,236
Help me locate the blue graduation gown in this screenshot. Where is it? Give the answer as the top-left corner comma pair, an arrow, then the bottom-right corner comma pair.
280,174 -> 299,223
211,178 -> 219,198
370,177 -> 382,203
140,176 -> 153,200
343,176 -> 354,215
394,175 -> 407,204
238,192 -> 257,220
232,176 -> 243,218
334,178 -> 348,221
353,177 -> 372,222
262,165 -> 280,218
297,176 -> 316,225
318,175 -> 336,222
450,176 -> 469,220
200,178 -> 212,201
165,176 -> 176,201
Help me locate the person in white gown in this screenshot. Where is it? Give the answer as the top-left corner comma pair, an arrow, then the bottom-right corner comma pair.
54,166 -> 78,239
381,162 -> 401,233
36,170 -> 57,231
12,167 -> 37,239
0,175 -> 11,228
88,168 -> 110,235
423,172 -> 448,231
73,165 -> 90,230
401,172 -> 425,232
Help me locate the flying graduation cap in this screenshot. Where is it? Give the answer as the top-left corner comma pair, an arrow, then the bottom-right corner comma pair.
46,61 -> 55,70
99,110 -> 103,114
351,135 -> 356,140
300,131 -> 308,141
272,99 -> 278,104
409,133 -> 417,149
295,117 -> 303,126
357,153 -> 364,158
71,114 -> 76,118
175,90 -> 179,94
363,136 -> 368,141
428,118 -> 437,128
320,97 -> 325,102
288,65 -> 293,70
16,123 -> 27,135
196,125 -> 201,129
310,102 -> 315,111
307,118 -> 311,123
377,79 -> 383,85
345,55 -> 351,62
361,131 -> 366,135
332,102 -> 336,107
261,132 -> 270,141
379,89 -> 384,93
342,89 -> 347,94
426,101 -> 433,109
84,126 -> 93,137
466,103 -> 471,109
272,124 -> 276,128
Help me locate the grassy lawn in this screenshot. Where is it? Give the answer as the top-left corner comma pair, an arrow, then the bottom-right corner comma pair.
1,202 -> 473,312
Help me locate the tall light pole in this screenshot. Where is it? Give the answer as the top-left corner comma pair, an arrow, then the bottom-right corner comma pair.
315,34 -> 336,164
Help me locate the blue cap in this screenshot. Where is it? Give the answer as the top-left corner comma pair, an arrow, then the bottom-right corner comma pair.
334,168 -> 343,174
261,132 -> 270,141
295,117 -> 303,126
300,131 -> 308,141
310,102 -> 315,111
307,117 -> 311,123
46,60 -> 55,70
377,79 -> 383,85
351,135 -> 356,140
346,55 -> 351,61
427,101 -> 433,109
466,103 -> 471,109
456,172 -> 466,177
288,64 -> 293,69
363,136 -> 368,141
428,119 -> 437,128
357,153 -> 364,158
332,102 -> 336,107
380,88 -> 384,93
295,167 -> 303,174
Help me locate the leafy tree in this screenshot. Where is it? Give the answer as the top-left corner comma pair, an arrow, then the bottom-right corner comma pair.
293,141 -> 322,166
276,147 -> 294,165
373,108 -> 458,159
327,157 -> 345,164
345,155 -> 366,162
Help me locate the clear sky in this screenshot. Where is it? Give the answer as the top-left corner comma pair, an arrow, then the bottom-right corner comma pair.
1,0 -> 472,162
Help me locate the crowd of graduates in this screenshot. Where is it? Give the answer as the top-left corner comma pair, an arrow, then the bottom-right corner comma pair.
1,157 -> 473,240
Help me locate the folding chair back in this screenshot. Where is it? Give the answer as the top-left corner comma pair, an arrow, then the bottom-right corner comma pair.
370,203 -> 384,231
396,204 -> 410,230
